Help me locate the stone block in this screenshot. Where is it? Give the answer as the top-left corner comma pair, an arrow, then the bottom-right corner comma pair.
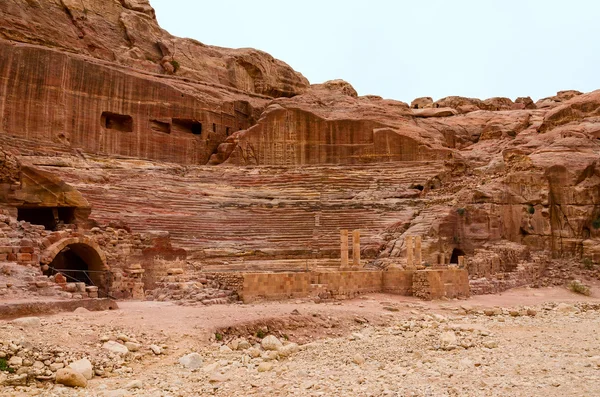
0,246 -> 13,254
19,238 -> 33,247
17,253 -> 32,262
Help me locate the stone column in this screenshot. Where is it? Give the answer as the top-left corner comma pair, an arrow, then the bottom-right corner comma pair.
340,230 -> 349,268
458,256 -> 465,268
415,236 -> 422,266
439,253 -> 446,266
406,236 -> 414,267
352,230 -> 361,267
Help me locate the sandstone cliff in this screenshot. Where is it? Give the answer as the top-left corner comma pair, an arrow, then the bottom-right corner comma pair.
1,0 -> 599,295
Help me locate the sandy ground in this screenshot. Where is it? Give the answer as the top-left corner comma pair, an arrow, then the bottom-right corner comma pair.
1,286 -> 600,396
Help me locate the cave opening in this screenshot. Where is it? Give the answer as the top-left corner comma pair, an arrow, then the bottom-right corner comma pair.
101,112 -> 133,132
44,243 -> 109,296
17,207 -> 76,231
172,119 -> 203,135
450,248 -> 465,264
583,226 -> 591,239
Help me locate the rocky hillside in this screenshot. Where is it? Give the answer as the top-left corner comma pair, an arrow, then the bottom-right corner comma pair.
1,0 -> 599,292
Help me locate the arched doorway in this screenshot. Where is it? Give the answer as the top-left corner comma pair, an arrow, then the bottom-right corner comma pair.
41,237 -> 110,297
450,248 -> 465,264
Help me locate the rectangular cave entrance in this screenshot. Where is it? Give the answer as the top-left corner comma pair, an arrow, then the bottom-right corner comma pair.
17,207 -> 76,231
101,112 -> 133,132
172,118 -> 202,135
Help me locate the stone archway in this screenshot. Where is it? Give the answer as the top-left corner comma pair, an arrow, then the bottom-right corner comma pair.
41,236 -> 110,296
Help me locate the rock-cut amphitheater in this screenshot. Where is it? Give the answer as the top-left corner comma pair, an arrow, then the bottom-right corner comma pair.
1,1 -> 600,306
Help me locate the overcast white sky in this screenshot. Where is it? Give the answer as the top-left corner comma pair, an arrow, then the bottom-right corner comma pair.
151,0 -> 599,103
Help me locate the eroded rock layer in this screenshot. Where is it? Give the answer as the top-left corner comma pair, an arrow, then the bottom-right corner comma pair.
1,0 -> 600,295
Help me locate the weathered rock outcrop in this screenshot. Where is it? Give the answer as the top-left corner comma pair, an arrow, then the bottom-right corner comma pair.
1,0 -> 600,297
0,0 -> 308,97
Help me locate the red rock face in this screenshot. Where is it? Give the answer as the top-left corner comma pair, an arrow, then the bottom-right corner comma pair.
1,0 -> 600,294
0,0 -> 309,97
0,41 -> 263,164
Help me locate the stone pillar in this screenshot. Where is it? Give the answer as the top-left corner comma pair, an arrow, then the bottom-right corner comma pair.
415,236 -> 422,266
439,253 -> 446,266
352,230 -> 361,267
406,236 -> 414,267
340,230 -> 349,268
458,256 -> 466,268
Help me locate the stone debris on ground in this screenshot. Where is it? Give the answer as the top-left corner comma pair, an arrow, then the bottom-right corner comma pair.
1,299 -> 600,396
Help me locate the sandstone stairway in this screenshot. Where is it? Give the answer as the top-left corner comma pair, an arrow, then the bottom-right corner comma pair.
47,160 -> 447,271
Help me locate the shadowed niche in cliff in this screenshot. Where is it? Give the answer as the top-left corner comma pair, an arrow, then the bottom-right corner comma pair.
450,248 -> 465,264
17,207 -> 75,231
101,112 -> 133,132
45,243 -> 108,295
172,118 -> 202,135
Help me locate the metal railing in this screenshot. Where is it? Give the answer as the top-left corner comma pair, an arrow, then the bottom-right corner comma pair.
46,266 -> 116,300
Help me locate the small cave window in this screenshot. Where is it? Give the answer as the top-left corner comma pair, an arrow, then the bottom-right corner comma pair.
212,123 -> 217,133
226,127 -> 230,136
150,120 -> 171,134
450,248 -> 465,264
519,227 -> 531,236
410,184 -> 425,191
101,112 -> 133,132
172,118 -> 203,136
583,227 -> 591,239
17,207 -> 76,231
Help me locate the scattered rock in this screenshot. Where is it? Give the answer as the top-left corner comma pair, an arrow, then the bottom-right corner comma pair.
439,331 -> 458,350
278,343 -> 299,358
125,380 -> 143,389
353,354 -> 366,365
11,317 -> 41,328
484,340 -> 499,349
556,303 -> 579,314
102,341 -> 129,355
236,339 -> 252,350
56,368 -> 88,388
68,358 -> 93,380
261,335 -> 283,351
149,345 -> 163,355
179,353 -> 203,370
257,362 -> 274,372
124,341 -> 141,352
8,356 -> 23,367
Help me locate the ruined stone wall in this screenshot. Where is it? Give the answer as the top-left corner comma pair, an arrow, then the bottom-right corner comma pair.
314,271 -> 383,298
238,272 -> 312,303
0,207 -> 183,299
212,268 -> 468,303
413,268 -> 470,300
382,269 -> 414,295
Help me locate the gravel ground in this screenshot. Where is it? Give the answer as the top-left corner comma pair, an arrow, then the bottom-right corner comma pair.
1,288 -> 599,397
